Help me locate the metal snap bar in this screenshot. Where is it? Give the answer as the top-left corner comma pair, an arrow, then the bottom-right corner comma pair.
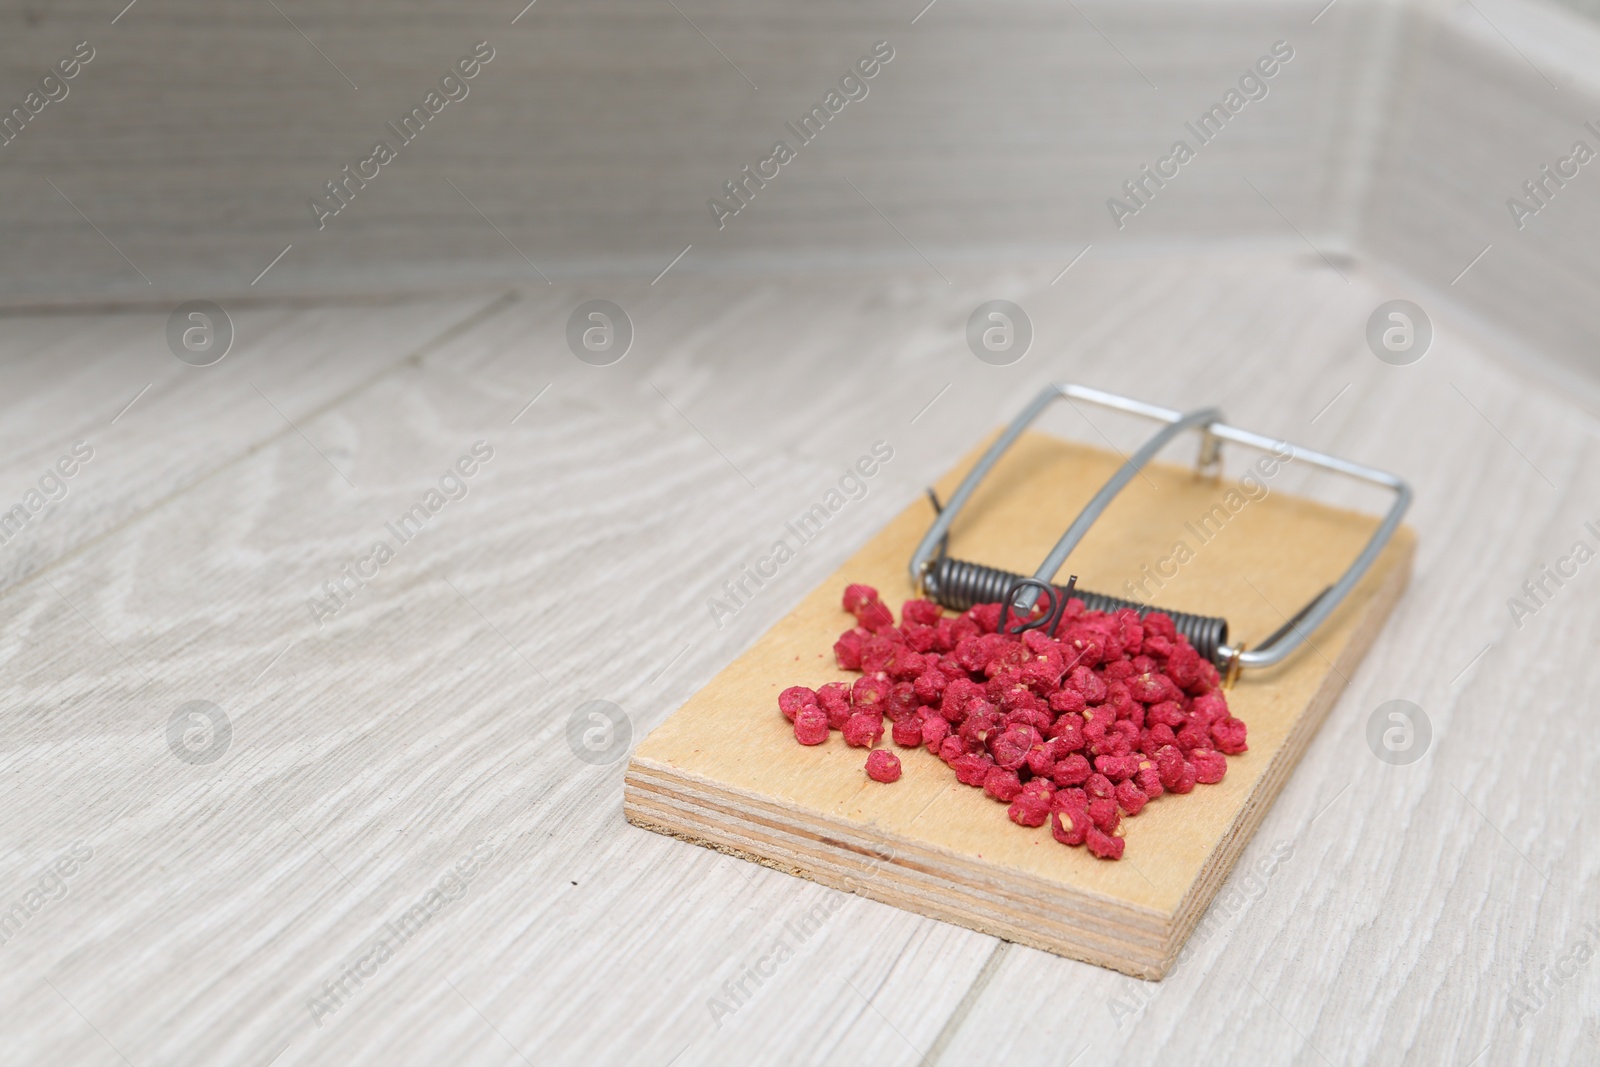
908,383 -> 1411,673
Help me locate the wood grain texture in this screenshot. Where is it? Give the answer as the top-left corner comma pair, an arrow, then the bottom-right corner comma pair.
0,293 -> 506,596
0,250 -> 1596,1067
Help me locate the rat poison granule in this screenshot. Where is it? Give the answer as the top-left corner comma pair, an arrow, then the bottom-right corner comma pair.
774,583 -> 1247,861
865,749 -> 902,783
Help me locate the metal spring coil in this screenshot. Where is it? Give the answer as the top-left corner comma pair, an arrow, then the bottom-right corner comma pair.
922,556 -> 1231,666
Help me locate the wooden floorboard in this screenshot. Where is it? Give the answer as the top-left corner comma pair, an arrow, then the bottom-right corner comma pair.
1,253 -> 1595,1065
0,293 -> 509,596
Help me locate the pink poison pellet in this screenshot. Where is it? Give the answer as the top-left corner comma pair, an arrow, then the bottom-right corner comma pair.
866,749 -> 902,783
775,587 -> 1246,861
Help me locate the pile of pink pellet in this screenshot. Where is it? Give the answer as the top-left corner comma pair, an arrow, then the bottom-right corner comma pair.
777,584 -> 1248,861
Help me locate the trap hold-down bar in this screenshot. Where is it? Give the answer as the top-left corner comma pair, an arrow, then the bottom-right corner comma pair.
908,383 -> 1411,677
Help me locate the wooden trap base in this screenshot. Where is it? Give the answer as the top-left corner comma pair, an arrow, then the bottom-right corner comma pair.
625,432 -> 1415,979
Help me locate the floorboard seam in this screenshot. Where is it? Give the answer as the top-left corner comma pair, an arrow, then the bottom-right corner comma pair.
921,939 -> 1009,1066
0,289 -> 519,604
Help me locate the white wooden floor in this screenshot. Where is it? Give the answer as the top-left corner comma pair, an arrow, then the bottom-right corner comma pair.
1,250 -> 1596,1065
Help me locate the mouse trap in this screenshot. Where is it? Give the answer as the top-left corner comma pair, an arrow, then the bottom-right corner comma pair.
625,384 -> 1415,978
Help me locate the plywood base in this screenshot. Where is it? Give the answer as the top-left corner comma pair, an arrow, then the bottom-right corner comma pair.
625,431 -> 1415,979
